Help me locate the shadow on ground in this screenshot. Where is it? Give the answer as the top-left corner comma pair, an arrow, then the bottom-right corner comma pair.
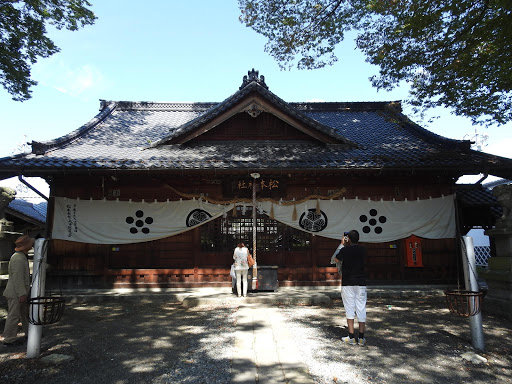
280,296 -> 512,384
1,295 -> 511,384
0,296 -> 237,383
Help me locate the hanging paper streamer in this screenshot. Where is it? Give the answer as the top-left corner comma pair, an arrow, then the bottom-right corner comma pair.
292,205 -> 297,221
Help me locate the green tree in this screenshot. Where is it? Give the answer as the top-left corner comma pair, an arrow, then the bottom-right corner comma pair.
0,0 -> 96,101
239,0 -> 512,126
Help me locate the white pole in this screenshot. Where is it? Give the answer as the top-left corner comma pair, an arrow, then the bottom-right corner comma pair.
462,236 -> 485,352
26,238 -> 47,358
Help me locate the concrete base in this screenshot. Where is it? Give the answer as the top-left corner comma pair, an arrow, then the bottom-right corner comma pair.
56,285 -> 449,308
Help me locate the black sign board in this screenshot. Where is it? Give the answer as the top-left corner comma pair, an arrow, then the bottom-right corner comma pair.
223,177 -> 286,198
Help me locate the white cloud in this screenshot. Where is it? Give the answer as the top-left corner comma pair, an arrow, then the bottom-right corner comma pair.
483,137 -> 512,159
33,58 -> 107,98
457,137 -> 512,184
0,177 -> 49,203
55,64 -> 104,96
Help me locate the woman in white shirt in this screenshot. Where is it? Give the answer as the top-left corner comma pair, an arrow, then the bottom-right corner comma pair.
233,242 -> 250,297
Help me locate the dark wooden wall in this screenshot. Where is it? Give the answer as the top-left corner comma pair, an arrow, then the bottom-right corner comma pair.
47,173 -> 458,289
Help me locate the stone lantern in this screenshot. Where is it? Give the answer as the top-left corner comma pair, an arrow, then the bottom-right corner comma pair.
0,186 -> 17,262
483,184 -> 512,319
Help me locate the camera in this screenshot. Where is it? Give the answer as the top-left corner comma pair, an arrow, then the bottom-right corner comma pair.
343,231 -> 349,241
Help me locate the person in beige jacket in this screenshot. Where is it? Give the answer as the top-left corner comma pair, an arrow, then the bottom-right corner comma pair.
2,235 -> 34,346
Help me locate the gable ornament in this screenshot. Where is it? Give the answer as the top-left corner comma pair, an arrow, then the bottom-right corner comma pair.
239,68 -> 269,90
244,102 -> 265,118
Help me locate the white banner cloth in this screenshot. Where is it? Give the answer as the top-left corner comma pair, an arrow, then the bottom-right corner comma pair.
52,197 -> 233,244
259,195 -> 456,242
52,195 -> 455,244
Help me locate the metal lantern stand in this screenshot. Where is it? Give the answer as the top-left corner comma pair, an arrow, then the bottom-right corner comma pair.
444,290 -> 483,317
28,296 -> 66,326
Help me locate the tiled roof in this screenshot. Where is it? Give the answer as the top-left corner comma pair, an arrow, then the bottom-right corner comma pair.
150,81 -> 358,147
483,178 -> 511,189
6,199 -> 47,225
0,72 -> 511,179
456,184 -> 502,219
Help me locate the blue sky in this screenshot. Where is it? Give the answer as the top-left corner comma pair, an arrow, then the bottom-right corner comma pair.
1,0 -> 510,183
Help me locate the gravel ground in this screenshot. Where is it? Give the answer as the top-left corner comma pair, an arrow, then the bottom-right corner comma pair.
1,297 -> 238,384
1,295 -> 511,384
280,297 -> 512,384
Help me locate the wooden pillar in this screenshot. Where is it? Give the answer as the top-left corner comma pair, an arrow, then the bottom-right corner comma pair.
192,227 -> 200,282
101,244 -> 110,288
311,235 -> 319,281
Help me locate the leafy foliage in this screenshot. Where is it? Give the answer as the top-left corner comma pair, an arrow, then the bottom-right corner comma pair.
0,0 -> 96,101
239,0 -> 512,126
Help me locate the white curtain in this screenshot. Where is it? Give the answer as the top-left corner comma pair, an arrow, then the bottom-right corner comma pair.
52,197 -> 233,244
259,195 -> 456,242
52,195 -> 455,245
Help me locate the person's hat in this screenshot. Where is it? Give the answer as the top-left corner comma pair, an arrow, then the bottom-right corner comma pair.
14,235 -> 35,252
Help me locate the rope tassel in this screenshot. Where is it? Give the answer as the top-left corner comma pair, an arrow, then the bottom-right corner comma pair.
292,204 -> 297,221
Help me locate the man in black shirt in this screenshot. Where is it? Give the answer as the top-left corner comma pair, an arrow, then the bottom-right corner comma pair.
332,230 -> 367,346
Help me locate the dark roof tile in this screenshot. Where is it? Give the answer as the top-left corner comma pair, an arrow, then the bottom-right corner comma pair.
7,199 -> 47,224
0,79 -> 511,178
